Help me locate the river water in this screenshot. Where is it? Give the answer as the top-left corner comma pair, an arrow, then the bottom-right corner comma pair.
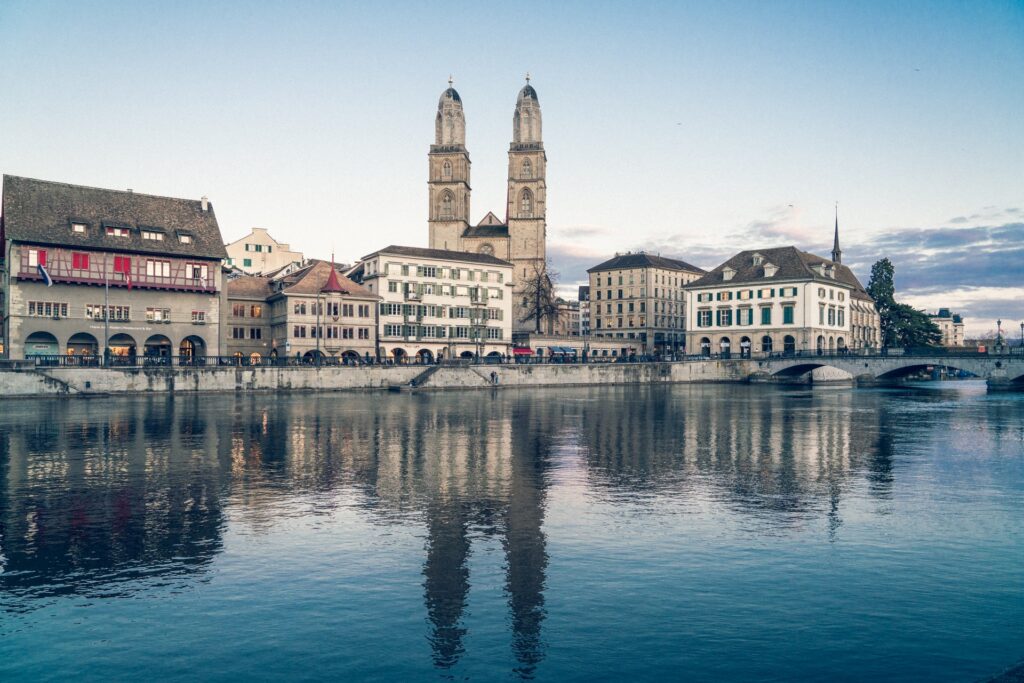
0,382 -> 1021,681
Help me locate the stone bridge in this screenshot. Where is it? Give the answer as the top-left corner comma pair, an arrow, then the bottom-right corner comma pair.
740,351 -> 1024,390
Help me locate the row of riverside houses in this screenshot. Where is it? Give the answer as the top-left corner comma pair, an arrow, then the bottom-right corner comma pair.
0,172 -> 881,364
0,174 -> 519,363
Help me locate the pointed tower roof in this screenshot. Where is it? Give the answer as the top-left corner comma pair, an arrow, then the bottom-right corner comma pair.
320,260 -> 346,294
831,205 -> 842,265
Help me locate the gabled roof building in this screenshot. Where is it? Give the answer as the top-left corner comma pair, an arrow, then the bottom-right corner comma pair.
683,230 -> 880,357
1,175 -> 227,361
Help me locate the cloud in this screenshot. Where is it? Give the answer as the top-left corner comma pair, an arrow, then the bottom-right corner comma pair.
552,224 -> 610,239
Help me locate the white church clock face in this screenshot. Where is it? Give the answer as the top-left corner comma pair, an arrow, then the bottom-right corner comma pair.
479,243 -> 494,256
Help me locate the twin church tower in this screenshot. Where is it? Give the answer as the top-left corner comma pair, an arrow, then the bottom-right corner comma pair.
427,77 -> 548,329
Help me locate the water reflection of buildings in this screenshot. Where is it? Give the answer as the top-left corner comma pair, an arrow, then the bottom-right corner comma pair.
0,398 -> 229,604
576,385 -> 895,534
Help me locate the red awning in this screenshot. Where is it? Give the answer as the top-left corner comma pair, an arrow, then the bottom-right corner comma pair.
512,347 -> 533,356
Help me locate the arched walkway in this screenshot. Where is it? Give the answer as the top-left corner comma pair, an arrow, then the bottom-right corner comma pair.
700,337 -> 711,357
739,336 -> 751,359
67,332 -> 98,356
108,333 -> 137,363
24,331 -> 59,357
144,334 -> 172,359
391,348 -> 407,364
719,336 -> 731,359
784,335 -> 796,355
416,349 -> 434,364
761,335 -> 773,354
460,351 -> 475,360
179,336 -> 205,364
816,335 -> 825,355
342,350 -> 361,365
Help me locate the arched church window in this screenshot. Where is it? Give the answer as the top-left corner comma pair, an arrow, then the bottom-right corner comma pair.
521,158 -> 532,179
440,191 -> 454,219
442,160 -> 452,179
519,189 -> 533,218
479,243 -> 494,256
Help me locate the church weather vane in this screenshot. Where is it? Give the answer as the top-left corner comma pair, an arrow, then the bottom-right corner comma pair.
525,72 -> 531,84
448,74 -> 453,86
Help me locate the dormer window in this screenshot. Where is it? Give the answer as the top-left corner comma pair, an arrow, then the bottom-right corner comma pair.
71,222 -> 87,234
178,233 -> 194,244
752,253 -> 764,266
824,264 -> 835,278
141,229 -> 164,241
106,226 -> 130,238
722,267 -> 735,281
763,263 -> 777,277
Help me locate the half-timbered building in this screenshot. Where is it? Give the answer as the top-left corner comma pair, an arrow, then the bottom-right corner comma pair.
0,175 -> 227,361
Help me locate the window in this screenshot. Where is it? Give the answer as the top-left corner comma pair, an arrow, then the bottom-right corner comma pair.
838,308 -> 845,327
189,264 -> 209,280
417,266 -> 438,277
86,304 -> 130,321
738,308 -> 753,325
146,259 -> 171,277
828,307 -> 836,326
358,328 -> 370,340
783,305 -> 795,325
696,310 -> 712,327
146,307 -> 171,322
293,325 -> 306,338
142,230 -> 164,241
249,328 -> 262,340
442,160 -> 452,179
250,305 -> 262,318
233,304 -> 246,317
106,226 -> 130,237
761,307 -> 772,325
358,304 -> 370,317
71,222 -> 87,234
28,249 -> 46,267
192,310 -> 206,323
28,301 -> 68,318
113,256 -> 131,275
232,327 -> 245,339
440,191 -> 454,218
178,233 -> 192,244
72,252 -> 90,270
716,309 -> 733,326
519,189 -> 533,217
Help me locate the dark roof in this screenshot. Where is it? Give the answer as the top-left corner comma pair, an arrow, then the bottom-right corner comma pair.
363,244 -> 512,267
518,84 -> 539,103
276,260 -> 376,298
587,252 -> 705,274
685,246 -> 874,301
440,87 -> 462,104
227,275 -> 273,300
462,224 -> 509,238
2,175 -> 227,260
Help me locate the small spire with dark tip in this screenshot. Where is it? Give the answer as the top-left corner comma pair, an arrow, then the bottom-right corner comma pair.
831,202 -> 842,265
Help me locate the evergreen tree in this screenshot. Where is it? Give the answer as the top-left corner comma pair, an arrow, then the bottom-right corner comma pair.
866,258 -> 942,348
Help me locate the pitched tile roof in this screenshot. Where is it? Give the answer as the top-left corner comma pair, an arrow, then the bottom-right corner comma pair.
2,175 -> 227,260
226,275 -> 273,299
685,246 -> 874,301
275,260 -> 377,298
587,252 -> 705,274
362,244 -> 513,267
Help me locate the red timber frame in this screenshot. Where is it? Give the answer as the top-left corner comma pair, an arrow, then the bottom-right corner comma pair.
16,245 -> 218,293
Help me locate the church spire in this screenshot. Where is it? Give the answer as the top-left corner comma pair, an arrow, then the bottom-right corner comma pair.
831,202 -> 842,264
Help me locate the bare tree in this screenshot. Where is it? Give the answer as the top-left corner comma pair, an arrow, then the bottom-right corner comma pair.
519,260 -> 559,334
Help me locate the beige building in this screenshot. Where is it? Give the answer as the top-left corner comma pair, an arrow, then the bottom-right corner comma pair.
225,228 -> 304,275
225,274 -> 273,361
929,308 -> 966,347
684,242 -> 879,357
348,245 -> 513,362
1,175 -> 226,362
588,252 -> 705,356
427,78 -> 547,332
267,260 -> 378,362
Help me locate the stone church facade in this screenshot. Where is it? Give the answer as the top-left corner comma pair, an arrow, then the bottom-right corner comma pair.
427,79 -> 547,332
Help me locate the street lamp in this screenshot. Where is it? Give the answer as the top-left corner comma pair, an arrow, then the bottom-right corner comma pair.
997,318 -> 1003,347
1019,321 -> 1023,349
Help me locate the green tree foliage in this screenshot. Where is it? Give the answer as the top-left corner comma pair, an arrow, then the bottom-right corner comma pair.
867,257 -> 942,348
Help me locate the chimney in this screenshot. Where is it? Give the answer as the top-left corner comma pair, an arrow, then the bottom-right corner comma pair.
201,195 -> 209,212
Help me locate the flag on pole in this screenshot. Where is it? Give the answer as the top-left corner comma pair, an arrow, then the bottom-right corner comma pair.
37,263 -> 53,287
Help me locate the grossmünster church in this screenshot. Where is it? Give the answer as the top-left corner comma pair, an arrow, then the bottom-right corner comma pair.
427,77 -> 548,331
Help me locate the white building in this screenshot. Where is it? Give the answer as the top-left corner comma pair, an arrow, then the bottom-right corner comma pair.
348,245 -> 513,362
929,308 -> 966,347
684,246 -> 879,357
225,228 -> 304,275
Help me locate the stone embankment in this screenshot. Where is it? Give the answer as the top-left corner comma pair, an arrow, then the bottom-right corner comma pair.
0,360 -> 756,398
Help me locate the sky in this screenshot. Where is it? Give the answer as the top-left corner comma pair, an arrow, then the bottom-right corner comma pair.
1,0 -> 1022,335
